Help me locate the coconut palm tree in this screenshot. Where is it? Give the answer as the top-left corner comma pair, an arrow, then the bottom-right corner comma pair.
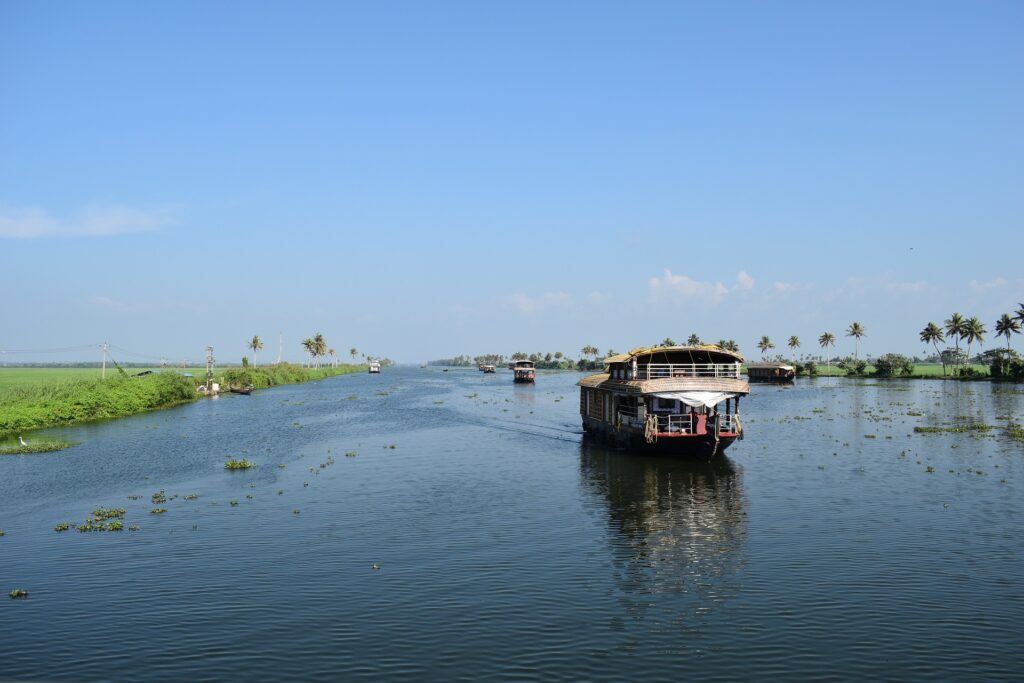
944,313 -> 966,372
962,317 -> 986,367
661,337 -> 676,347
312,333 -> 327,368
757,336 -> 774,358
818,332 -> 835,373
349,347 -> 358,361
787,336 -> 800,358
919,322 -> 946,375
248,335 -> 263,367
581,345 -> 599,359
329,348 -> 337,368
846,322 -> 865,360
995,313 -> 1021,353
301,338 -> 314,367
686,333 -> 701,346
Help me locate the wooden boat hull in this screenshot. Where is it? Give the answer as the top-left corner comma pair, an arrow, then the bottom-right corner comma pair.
513,374 -> 535,383
582,417 -> 738,457
229,387 -> 253,395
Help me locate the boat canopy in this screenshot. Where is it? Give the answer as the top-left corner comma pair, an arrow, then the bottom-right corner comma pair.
605,345 -> 744,366
652,390 -> 740,409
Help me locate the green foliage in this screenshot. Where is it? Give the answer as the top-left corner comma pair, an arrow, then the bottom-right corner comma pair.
838,357 -> 868,376
9,589 -> 28,599
242,356 -> 249,368
0,438 -> 74,455
0,372 -> 197,437
800,360 -> 818,376
873,354 -> 915,377
224,458 -> 255,470
221,362 -> 362,391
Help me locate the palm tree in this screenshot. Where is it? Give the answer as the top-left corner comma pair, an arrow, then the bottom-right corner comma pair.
349,347 -> 358,361
818,332 -> 835,373
787,336 -> 800,358
301,338 -> 314,367
554,351 -> 563,360
757,336 -> 774,358
248,335 -> 263,367
686,333 -> 701,346
846,322 -> 865,360
962,317 -> 986,367
919,322 -> 946,375
581,345 -> 599,359
1014,303 -> 1024,327
944,313 -> 967,372
995,313 -> 1021,353
661,337 -> 676,347
329,348 -> 337,368
312,333 -> 327,368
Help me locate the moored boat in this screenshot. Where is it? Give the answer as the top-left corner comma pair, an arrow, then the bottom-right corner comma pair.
512,359 -> 535,383
746,362 -> 796,383
368,361 -> 381,374
482,364 -> 496,373
577,345 -> 749,457
229,385 -> 254,395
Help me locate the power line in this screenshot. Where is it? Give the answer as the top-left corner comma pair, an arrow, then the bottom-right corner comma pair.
0,344 -> 100,354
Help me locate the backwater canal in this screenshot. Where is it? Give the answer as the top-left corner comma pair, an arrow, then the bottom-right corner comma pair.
1,368 -> 1022,681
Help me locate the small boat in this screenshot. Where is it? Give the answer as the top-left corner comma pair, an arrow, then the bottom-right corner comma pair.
368,361 -> 381,374
746,362 -> 796,383
577,345 -> 749,457
229,385 -> 254,395
482,364 -> 496,373
512,360 -> 535,383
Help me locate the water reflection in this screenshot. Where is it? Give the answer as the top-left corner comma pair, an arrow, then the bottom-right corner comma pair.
579,439 -> 746,620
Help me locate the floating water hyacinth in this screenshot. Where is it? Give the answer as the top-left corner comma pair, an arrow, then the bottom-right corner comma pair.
9,589 -> 28,599
224,459 -> 255,470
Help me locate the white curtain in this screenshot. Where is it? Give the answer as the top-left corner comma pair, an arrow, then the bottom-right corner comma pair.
651,391 -> 737,409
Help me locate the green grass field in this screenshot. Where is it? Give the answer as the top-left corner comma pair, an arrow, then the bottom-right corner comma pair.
0,367 -> 208,390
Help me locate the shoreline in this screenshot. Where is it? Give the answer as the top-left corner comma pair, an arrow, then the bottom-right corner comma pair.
0,363 -> 365,446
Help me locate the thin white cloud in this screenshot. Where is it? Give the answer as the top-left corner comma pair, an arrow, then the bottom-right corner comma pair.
969,277 -> 1008,294
586,291 -> 609,305
648,270 -> 752,305
0,205 -> 176,239
509,291 -> 572,314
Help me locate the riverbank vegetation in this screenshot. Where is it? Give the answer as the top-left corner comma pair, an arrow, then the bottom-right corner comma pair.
0,437 -> 75,455
0,362 -> 364,438
221,362 -> 363,390
0,372 -> 197,437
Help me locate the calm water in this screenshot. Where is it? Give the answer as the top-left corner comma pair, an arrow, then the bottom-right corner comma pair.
1,369 -> 1022,682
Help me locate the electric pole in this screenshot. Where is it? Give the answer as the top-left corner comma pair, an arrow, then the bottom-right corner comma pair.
277,332 -> 283,365
101,342 -> 109,380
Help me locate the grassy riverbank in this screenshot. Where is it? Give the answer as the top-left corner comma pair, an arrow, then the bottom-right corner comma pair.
0,363 -> 364,439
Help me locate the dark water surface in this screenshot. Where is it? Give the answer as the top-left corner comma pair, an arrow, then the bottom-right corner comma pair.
2,369 -> 1022,681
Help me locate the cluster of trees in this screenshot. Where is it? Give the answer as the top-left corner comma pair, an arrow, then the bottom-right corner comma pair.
244,335 -> 385,370
920,306 -> 1024,377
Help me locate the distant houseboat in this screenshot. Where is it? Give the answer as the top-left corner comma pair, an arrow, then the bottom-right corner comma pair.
512,359 -> 535,383
368,361 -> 381,374
482,364 -> 496,373
577,345 -> 749,457
746,362 -> 796,383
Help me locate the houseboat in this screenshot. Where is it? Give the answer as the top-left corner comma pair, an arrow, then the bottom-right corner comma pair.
482,364 -> 496,373
577,345 -> 749,457
746,362 -> 796,383
512,359 -> 535,383
368,360 -> 381,374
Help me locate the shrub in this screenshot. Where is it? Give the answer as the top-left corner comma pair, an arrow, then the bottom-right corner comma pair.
838,357 -> 867,376
873,353 -> 914,377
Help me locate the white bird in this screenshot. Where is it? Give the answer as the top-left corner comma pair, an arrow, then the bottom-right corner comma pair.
18,436 -> 28,447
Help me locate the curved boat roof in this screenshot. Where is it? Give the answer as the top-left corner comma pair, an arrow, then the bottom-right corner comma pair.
604,345 -> 744,364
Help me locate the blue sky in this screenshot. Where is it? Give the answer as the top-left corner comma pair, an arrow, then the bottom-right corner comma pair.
2,1 -> 1022,364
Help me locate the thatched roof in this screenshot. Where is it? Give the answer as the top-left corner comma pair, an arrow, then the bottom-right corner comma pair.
578,372 -> 749,395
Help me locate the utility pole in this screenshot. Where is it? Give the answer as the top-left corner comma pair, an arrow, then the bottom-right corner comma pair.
205,346 -> 215,392
101,342 -> 108,380
277,332 -> 283,365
